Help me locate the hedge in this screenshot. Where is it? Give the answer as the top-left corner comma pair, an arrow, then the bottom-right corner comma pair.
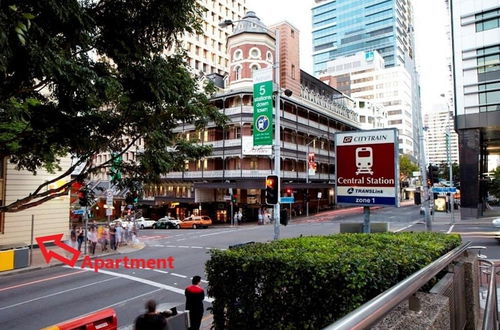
205,232 -> 462,330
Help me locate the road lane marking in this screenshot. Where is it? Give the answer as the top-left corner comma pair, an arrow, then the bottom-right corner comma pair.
198,229 -> 238,237
101,288 -> 162,309
447,224 -> 455,234
394,222 -> 418,232
178,245 -> 189,248
0,277 -> 115,310
76,267 -> 214,302
0,269 -> 87,293
171,273 -> 187,278
191,246 -> 203,249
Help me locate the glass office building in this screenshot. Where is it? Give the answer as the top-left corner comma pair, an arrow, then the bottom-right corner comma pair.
312,0 -> 415,75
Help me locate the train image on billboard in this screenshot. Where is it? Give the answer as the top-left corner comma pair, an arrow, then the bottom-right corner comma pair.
355,147 -> 374,175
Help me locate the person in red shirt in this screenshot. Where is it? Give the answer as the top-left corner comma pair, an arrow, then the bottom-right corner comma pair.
185,275 -> 205,330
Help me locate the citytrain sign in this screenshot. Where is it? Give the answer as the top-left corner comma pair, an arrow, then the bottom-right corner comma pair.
335,128 -> 399,207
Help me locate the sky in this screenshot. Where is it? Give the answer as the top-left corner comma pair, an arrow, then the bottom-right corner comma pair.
245,0 -> 452,112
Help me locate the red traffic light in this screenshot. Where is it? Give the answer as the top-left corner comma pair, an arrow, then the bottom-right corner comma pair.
285,187 -> 292,195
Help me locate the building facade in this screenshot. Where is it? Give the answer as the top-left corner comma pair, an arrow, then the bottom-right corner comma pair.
450,0 -> 500,218
312,0 -> 416,74
319,51 -> 415,156
423,103 -> 459,166
312,0 -> 421,159
142,12 -> 359,222
0,157 -> 72,246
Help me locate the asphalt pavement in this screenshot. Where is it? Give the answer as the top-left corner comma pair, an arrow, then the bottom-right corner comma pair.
1,202 -> 499,330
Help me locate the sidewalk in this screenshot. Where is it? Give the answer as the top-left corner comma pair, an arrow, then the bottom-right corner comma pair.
0,240 -> 145,277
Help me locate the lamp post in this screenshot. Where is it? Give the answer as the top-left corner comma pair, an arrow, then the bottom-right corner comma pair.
441,94 -> 455,224
219,14 -> 282,240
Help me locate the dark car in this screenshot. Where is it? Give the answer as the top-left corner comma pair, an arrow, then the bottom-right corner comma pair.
153,216 -> 181,229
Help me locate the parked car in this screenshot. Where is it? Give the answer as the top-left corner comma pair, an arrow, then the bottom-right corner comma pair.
179,215 -> 212,229
153,217 -> 181,229
135,217 -> 156,229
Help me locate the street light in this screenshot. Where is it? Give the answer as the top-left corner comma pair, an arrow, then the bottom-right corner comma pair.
219,13 -> 282,240
441,94 -> 455,224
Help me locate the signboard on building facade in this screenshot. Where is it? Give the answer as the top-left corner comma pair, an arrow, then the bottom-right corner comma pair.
308,152 -> 316,175
335,128 -> 399,206
252,67 -> 273,146
242,136 -> 272,155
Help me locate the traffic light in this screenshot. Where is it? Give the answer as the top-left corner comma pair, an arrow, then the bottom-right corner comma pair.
231,193 -> 237,203
428,164 -> 439,184
285,187 -> 292,196
78,189 -> 89,206
265,175 -> 279,205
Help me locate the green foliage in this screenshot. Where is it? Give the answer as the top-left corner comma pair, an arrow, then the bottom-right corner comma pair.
488,166 -> 500,199
0,0 -> 226,210
206,232 -> 462,330
399,154 -> 419,179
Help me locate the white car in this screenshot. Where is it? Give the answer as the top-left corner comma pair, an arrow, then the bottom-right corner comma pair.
135,217 -> 156,229
492,218 -> 500,228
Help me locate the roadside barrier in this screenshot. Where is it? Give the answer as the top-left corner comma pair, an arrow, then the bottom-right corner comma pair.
40,308 -> 117,330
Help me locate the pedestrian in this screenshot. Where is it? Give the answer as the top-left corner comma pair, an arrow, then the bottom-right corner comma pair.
87,226 -> 98,255
233,212 -> 238,225
116,223 -> 123,247
237,210 -> 243,224
101,225 -> 109,252
70,225 -> 77,249
109,224 -> 117,250
134,299 -> 168,330
77,226 -> 85,252
185,275 -> 205,330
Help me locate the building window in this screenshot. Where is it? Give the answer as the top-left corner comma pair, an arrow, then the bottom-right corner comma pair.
249,47 -> 261,59
477,46 -> 500,73
250,64 -> 260,72
475,9 -> 500,32
266,51 -> 273,62
479,82 -> 500,111
234,65 -> 241,80
291,29 -> 295,38
291,64 -> 296,79
233,49 -> 243,60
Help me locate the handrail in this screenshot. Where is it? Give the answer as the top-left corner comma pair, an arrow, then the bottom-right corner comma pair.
480,259 -> 499,330
323,241 -> 472,330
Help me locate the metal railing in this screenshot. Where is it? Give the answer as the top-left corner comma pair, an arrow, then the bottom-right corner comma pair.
479,259 -> 499,330
323,241 -> 472,330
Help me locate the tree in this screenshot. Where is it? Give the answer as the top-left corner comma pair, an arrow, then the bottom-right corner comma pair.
399,154 -> 419,180
488,167 -> 500,199
0,0 -> 226,212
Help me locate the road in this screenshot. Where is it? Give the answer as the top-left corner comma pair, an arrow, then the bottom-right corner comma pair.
0,204 -> 498,329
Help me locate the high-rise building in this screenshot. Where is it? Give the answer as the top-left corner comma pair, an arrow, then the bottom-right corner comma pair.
450,0 -> 500,218
311,0 -> 421,159
319,51 -> 415,155
423,104 -> 459,166
312,0 -> 415,74
180,0 -> 248,76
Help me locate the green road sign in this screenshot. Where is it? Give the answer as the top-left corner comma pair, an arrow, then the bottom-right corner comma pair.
253,68 -> 273,146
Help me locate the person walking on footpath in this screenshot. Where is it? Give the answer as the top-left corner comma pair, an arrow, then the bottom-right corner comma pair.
134,299 -> 168,330
70,225 -> 78,249
109,224 -> 117,250
185,275 -> 205,330
87,226 -> 98,255
77,226 -> 85,252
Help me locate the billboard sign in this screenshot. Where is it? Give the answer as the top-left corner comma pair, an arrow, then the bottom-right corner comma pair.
335,128 -> 399,206
308,152 -> 316,175
252,67 -> 273,146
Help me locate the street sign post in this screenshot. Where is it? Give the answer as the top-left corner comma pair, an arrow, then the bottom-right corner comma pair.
432,187 -> 457,193
280,196 -> 295,204
335,129 -> 399,233
252,67 -> 273,146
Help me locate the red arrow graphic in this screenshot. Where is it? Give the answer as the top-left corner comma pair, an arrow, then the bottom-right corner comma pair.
36,234 -> 81,267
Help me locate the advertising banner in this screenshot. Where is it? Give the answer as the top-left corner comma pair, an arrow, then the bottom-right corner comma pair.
308,152 -> 316,175
252,67 -> 273,146
335,128 -> 399,207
